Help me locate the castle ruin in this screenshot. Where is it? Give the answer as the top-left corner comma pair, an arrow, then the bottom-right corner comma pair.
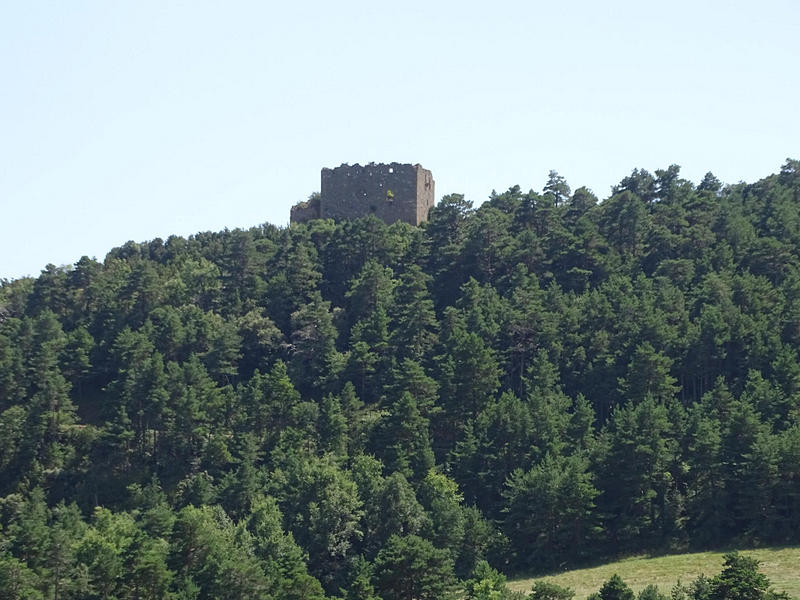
291,163 -> 435,226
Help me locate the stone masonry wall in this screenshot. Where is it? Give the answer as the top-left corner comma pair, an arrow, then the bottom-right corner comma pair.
318,163 -> 435,226
289,196 -> 321,224
416,166 -> 435,225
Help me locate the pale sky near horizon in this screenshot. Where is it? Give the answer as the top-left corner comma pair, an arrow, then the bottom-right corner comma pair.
2,1 -> 798,280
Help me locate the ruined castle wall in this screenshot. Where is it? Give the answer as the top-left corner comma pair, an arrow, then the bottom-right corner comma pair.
416,166 -> 435,224
290,197 -> 321,224
320,163 -> 432,226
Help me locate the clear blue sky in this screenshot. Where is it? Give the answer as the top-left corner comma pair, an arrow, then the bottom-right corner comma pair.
2,1 -> 798,280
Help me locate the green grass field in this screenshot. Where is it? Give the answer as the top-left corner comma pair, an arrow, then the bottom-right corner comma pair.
508,547 -> 800,599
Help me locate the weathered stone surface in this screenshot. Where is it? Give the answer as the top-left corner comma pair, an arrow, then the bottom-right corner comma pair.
289,195 -> 321,224
290,163 -> 435,226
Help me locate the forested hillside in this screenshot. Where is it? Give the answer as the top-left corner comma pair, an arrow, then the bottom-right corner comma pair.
1,161 -> 800,599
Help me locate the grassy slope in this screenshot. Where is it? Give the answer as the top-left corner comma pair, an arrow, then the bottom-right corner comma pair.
508,547 -> 800,599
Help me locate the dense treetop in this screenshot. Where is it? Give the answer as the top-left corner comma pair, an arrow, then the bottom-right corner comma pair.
1,160 -> 799,598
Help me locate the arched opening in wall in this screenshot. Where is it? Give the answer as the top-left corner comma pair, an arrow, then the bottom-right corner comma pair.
369,204 -> 377,212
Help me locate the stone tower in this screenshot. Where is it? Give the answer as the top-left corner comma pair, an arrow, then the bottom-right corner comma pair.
290,163 -> 435,226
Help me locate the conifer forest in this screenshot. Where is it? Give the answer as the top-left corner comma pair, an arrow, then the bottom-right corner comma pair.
2,161 -> 800,599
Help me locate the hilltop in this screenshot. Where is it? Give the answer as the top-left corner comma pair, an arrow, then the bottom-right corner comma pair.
1,161 -> 799,598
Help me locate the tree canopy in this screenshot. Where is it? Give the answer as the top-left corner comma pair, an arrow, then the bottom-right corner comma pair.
0,161 -> 799,597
